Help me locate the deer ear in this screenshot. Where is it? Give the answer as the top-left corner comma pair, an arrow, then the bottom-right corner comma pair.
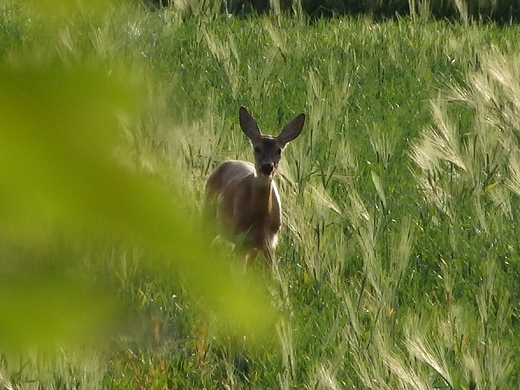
277,113 -> 305,146
239,107 -> 262,141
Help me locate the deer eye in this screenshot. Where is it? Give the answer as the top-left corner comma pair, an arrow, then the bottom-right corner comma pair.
254,147 -> 262,154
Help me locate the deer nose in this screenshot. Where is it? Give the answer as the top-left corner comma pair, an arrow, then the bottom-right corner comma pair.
260,162 -> 274,175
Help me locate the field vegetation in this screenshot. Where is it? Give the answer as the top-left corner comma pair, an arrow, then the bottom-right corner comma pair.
148,0 -> 520,21
1,0 -> 520,388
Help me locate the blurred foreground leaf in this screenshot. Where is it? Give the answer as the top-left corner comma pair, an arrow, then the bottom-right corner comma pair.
13,0 -> 117,15
0,272 -> 119,349
0,63 -> 276,350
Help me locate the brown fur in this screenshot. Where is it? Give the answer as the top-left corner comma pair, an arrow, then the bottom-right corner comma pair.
205,107 -> 305,268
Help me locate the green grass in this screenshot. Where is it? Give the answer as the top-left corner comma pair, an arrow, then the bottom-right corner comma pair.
2,1 -> 520,388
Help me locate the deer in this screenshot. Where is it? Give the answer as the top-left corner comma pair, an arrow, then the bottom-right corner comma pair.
205,106 -> 305,269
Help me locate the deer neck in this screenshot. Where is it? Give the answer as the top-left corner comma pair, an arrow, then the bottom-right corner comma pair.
251,175 -> 273,216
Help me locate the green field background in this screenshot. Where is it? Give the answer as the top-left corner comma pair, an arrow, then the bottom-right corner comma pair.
1,1 -> 520,388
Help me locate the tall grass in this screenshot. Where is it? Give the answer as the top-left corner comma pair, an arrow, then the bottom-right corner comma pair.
1,1 -> 520,388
